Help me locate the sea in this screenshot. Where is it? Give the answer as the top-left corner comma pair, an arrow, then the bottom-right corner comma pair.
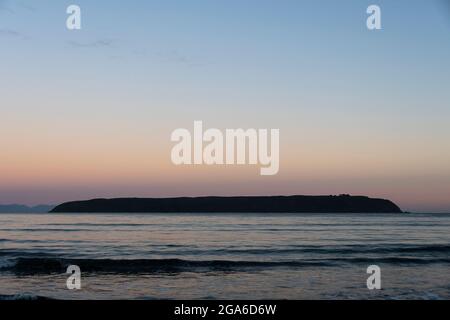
0,213 -> 449,300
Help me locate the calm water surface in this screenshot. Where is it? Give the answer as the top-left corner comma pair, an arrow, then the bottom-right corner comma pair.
0,213 -> 449,299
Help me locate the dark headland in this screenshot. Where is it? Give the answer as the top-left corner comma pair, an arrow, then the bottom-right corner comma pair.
0,204 -> 54,213
50,195 -> 402,213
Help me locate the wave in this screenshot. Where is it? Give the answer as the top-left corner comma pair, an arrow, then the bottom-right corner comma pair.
2,255 -> 450,275
1,257 -> 331,274
197,244 -> 450,255
2,244 -> 450,256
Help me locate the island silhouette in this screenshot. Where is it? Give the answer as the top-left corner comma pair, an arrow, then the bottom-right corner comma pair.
50,195 -> 402,213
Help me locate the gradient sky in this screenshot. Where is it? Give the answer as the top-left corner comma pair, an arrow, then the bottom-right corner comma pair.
1,0 -> 450,212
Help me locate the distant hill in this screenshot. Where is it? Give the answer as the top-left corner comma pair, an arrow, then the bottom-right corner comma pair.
51,195 -> 402,213
0,204 -> 54,213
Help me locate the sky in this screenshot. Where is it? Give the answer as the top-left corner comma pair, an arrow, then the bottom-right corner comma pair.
1,0 -> 450,212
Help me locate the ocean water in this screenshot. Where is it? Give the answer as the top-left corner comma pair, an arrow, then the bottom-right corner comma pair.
0,213 -> 449,300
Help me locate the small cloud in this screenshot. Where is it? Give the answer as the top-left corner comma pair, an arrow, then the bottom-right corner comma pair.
108,55 -> 125,61
132,48 -> 148,57
68,39 -> 115,48
159,50 -> 190,64
0,28 -> 27,39
156,50 -> 204,67
0,28 -> 20,36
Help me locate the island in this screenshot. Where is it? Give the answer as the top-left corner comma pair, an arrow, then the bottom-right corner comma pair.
50,195 -> 402,213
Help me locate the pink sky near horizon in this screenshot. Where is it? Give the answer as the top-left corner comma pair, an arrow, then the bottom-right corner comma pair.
1,128 -> 449,212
